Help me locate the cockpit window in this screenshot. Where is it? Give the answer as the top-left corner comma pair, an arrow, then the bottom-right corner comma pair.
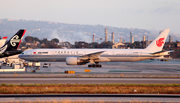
21,53 -> 24,55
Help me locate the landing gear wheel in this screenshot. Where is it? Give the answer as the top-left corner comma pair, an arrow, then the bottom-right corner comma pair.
88,65 -> 92,68
88,64 -> 102,68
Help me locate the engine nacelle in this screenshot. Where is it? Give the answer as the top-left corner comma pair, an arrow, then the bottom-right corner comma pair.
66,57 -> 79,65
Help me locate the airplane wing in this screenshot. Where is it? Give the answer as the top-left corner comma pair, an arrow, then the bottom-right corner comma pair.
78,51 -> 104,60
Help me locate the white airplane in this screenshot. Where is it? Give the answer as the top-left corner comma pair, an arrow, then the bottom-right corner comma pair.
0,36 -> 8,47
19,29 -> 171,68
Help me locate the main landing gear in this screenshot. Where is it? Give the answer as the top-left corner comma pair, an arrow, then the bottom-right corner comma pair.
88,62 -> 102,68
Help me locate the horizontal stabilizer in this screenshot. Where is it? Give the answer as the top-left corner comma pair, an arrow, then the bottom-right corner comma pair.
151,50 -> 173,55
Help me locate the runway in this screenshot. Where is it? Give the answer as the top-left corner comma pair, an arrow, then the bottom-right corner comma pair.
0,78 -> 180,84
1,59 -> 180,79
0,94 -> 180,103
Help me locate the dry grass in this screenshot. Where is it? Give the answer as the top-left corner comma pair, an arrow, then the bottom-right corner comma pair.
0,83 -> 180,94
1,99 -> 180,103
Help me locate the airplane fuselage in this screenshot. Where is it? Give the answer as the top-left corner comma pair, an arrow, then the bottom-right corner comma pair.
19,49 -> 160,62
18,29 -> 170,67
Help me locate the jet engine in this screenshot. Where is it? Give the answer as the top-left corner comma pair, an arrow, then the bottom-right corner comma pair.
66,57 -> 79,65
66,57 -> 87,65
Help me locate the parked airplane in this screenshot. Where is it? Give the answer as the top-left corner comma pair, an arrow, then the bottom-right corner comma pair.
19,29 -> 170,68
0,29 -> 26,58
0,36 -> 8,47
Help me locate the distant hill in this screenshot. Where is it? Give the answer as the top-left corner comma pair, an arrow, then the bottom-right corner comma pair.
0,18 -> 159,44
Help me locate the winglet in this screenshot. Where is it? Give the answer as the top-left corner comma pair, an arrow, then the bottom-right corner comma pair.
145,29 -> 170,51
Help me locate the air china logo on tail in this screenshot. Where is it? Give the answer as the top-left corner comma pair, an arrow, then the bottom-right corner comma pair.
10,35 -> 20,47
156,37 -> 165,47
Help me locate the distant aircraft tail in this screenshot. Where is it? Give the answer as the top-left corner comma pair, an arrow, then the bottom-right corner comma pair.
145,29 -> 170,51
0,36 -> 8,47
0,29 -> 26,54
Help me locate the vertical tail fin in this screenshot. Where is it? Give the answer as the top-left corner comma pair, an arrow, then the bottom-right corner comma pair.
0,36 -> 8,47
1,29 -> 26,52
145,29 -> 170,51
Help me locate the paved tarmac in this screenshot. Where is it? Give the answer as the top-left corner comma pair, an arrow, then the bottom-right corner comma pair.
0,60 -> 180,103
0,94 -> 180,103
1,59 -> 180,77
37,59 -> 180,74
0,78 -> 180,84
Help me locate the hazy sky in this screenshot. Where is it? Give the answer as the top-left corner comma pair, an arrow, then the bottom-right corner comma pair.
0,0 -> 180,33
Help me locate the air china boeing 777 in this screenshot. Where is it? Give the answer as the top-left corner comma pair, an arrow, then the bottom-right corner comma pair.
19,29 -> 170,68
